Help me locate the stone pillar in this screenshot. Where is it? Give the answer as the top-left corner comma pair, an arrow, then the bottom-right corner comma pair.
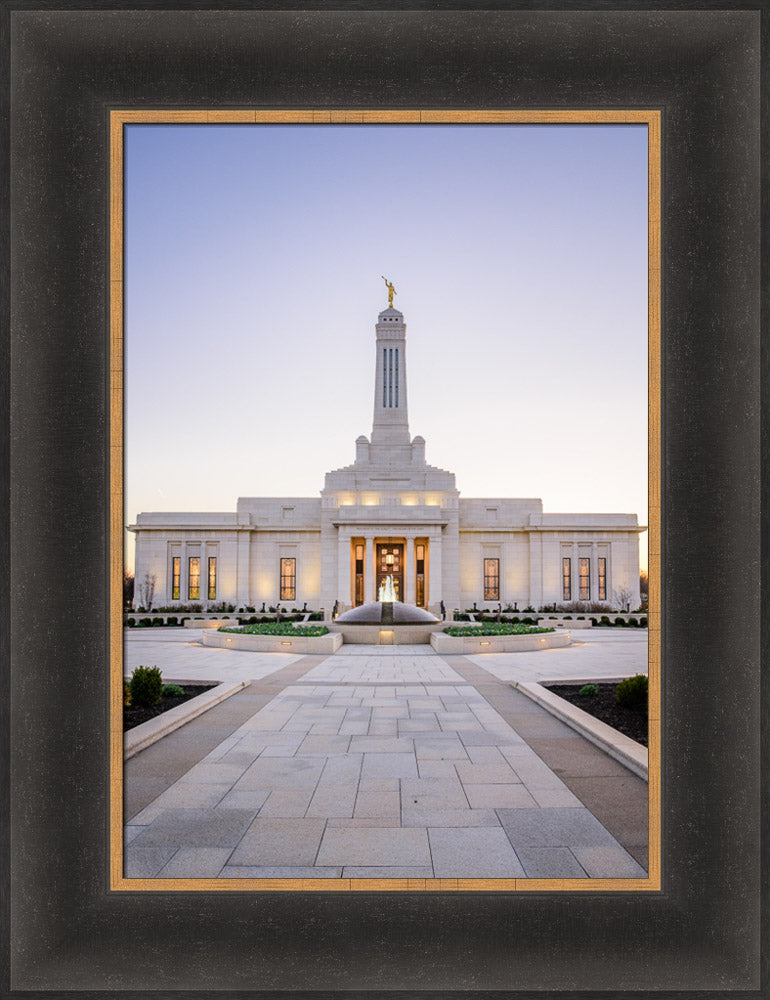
428,532 -> 442,610
236,531 -> 250,607
405,535 -> 415,604
337,530 -> 350,608
365,536 -> 375,603
528,533 -> 542,610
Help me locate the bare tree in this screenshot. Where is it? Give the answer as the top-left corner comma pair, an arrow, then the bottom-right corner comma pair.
138,572 -> 157,611
639,570 -> 649,599
613,586 -> 633,612
123,570 -> 134,610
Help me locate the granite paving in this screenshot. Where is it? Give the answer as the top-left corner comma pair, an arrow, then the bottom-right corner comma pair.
124,635 -> 649,880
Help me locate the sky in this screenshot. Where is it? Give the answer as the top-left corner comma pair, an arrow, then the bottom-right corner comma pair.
124,123 -> 649,571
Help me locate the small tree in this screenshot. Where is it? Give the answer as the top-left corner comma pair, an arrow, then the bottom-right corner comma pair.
640,570 -> 649,599
613,586 -> 633,612
123,570 -> 135,610
138,572 -> 157,612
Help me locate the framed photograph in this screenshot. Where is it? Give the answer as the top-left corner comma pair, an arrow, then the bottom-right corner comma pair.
5,6 -> 762,995
113,109 -> 659,894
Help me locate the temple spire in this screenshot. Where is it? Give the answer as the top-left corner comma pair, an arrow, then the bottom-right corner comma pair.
370,303 -> 410,451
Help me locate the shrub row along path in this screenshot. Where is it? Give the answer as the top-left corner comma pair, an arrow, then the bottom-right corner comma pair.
124,630 -> 649,880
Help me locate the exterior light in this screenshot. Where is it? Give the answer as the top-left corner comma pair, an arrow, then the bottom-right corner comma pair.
281,640 -> 291,646
385,552 -> 394,565
480,640 -> 491,646
226,637 -> 232,643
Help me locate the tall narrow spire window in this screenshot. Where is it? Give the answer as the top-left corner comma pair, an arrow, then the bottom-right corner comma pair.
388,348 -> 393,406
382,348 -> 387,407
395,348 -> 399,407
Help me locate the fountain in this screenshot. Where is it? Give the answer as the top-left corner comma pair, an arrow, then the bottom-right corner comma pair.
333,574 -> 440,643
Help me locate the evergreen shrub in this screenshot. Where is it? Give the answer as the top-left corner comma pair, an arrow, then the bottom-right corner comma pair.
129,665 -> 163,708
615,674 -> 648,711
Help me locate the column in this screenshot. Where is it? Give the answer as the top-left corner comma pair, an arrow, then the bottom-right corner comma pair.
528,533 -> 542,609
405,536 -> 415,604
428,532 -> 442,611
337,530 -> 350,608
236,531 -> 250,607
365,536 -> 375,603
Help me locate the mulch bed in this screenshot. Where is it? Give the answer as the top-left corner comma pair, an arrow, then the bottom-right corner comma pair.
544,683 -> 648,747
124,685 -> 217,731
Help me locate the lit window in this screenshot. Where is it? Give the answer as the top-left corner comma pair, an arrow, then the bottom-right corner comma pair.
354,544 -> 364,606
280,558 -> 296,601
579,557 -> 590,601
208,556 -> 217,601
484,558 -> 499,601
172,556 -> 180,601
562,557 -> 571,602
598,557 -> 607,601
416,542 -> 425,607
188,557 -> 200,601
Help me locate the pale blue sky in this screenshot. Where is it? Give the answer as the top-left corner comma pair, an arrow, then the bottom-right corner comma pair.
125,123 -> 649,570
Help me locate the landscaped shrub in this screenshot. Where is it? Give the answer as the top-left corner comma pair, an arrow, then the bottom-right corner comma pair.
627,617 -> 638,627
443,623 -> 554,637
563,615 -> 572,620
640,617 -> 648,627
151,617 -> 164,626
166,616 -> 178,626
127,618 -> 136,627
138,617 -> 152,627
600,616 -> 611,626
129,665 -> 163,708
615,674 -> 648,711
578,684 -> 598,697
123,680 -> 131,707
161,683 -> 185,698
219,623 -> 330,637
614,617 -> 626,627
590,617 -> 598,626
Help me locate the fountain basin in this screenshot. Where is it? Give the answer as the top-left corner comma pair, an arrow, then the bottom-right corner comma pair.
335,600 -> 439,625
331,600 -> 441,644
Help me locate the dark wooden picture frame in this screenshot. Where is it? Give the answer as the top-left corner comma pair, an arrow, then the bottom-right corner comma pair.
3,6 -> 763,995
109,105 -> 661,896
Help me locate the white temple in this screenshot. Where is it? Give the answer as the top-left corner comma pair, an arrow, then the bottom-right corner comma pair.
130,301 -> 643,614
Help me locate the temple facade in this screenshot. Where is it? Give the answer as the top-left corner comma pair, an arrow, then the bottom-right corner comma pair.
130,303 -> 643,614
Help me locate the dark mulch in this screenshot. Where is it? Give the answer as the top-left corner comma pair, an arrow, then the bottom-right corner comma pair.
124,685 -> 218,731
544,683 -> 648,747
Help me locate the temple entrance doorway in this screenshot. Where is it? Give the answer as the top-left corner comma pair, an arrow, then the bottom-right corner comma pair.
376,542 -> 404,601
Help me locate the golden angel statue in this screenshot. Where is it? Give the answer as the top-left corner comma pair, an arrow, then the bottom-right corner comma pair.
381,275 -> 396,308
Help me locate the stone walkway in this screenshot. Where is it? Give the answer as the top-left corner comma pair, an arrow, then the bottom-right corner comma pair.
124,634 -> 648,880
